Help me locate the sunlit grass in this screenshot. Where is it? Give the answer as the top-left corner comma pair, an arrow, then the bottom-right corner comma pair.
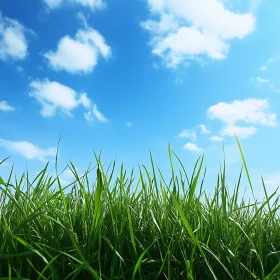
0,137 -> 280,279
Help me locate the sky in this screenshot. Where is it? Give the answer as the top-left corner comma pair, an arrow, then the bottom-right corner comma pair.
0,0 -> 280,199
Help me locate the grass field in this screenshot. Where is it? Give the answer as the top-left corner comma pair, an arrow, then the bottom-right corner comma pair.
0,137 -> 280,279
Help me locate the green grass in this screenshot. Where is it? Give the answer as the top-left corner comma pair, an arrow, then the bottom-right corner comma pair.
0,138 -> 280,279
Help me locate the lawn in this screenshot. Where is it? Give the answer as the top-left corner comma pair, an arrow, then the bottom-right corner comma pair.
0,137 -> 280,279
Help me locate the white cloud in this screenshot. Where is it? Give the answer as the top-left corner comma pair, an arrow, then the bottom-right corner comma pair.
84,104 -> 108,123
93,104 -> 108,122
0,13 -> 31,61
207,98 -> 276,139
267,55 -> 280,64
0,101 -> 15,112
43,0 -> 62,9
209,135 -> 223,142
253,77 -> 280,93
84,110 -> 94,123
199,124 -> 211,134
0,138 -> 56,161
142,0 -> 255,67
269,85 -> 280,93
126,121 -> 133,127
73,0 -> 106,9
259,66 -> 267,71
183,142 -> 203,153
178,129 -> 196,141
29,79 -> 91,117
42,0 -> 106,10
254,77 -> 270,84
222,124 -> 257,138
16,65 -> 24,73
44,27 -> 111,74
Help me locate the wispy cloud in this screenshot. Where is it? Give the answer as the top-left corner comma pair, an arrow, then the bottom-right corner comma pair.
0,12 -> 33,61
198,124 -> 211,135
259,66 -> 267,71
267,55 -> 280,64
0,138 -> 56,161
183,142 -> 203,153
92,104 -> 108,122
141,0 -> 255,68
42,0 -> 106,10
126,122 -> 133,127
84,104 -> 108,124
0,101 -> 15,112
44,23 -> 111,74
254,77 -> 269,84
252,77 -> 280,93
42,0 -> 62,9
207,98 -> 276,139
209,135 -> 223,142
257,55 -> 280,71
16,66 -> 24,74
177,129 -> 196,141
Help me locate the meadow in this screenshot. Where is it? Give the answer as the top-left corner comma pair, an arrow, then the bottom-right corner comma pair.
0,137 -> 280,279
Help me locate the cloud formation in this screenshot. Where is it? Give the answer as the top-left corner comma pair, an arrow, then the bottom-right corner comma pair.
84,104 -> 108,124
28,79 -> 108,123
0,13 -> 32,61
207,98 -> 276,139
44,27 -> 111,74
178,129 -> 196,141
29,79 -> 92,117
198,124 -> 211,135
42,0 -> 106,10
252,77 -> 280,93
209,135 -> 223,142
141,0 -> 255,67
0,101 -> 15,112
0,138 -> 56,161
183,142 -> 203,153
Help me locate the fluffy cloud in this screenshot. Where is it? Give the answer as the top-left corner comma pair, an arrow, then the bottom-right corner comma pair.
178,129 -> 196,141
0,138 -> 56,161
42,0 -> 106,10
0,101 -> 15,112
207,98 -> 276,138
141,0 -> 255,67
29,79 -> 107,123
0,13 -> 31,61
183,142 -> 203,153
44,27 -> 111,74
29,79 -> 92,117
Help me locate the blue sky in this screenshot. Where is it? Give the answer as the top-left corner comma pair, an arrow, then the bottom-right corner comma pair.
0,0 -> 280,198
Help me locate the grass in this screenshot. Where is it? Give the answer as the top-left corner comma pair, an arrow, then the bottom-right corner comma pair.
0,137 -> 280,279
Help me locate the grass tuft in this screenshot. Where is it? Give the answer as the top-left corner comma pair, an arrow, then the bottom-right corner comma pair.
0,140 -> 280,279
